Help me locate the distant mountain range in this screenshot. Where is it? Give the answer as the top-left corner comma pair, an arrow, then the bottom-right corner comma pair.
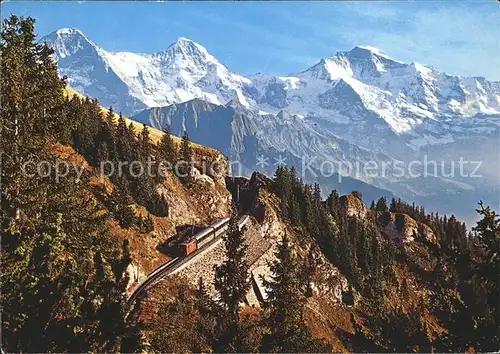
41,28 -> 500,224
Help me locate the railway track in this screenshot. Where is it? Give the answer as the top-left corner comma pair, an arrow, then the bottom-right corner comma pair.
127,215 -> 250,305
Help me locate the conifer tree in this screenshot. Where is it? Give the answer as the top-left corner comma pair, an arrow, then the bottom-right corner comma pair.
261,235 -> 328,353
288,195 -> 302,227
357,221 -> 373,275
212,214 -> 249,352
213,215 -> 250,325
301,245 -> 317,297
326,189 -> 341,223
127,122 -> 138,152
302,184 -> 319,238
179,130 -> 193,183
97,140 -> 110,170
273,166 -> 292,218
133,172 -> 154,207
158,123 -> 177,162
109,178 -> 136,228
389,197 -> 398,212
335,216 -> 357,285
471,201 -> 500,347
72,98 -> 102,164
195,278 -> 222,351
116,113 -> 132,162
1,15 -> 65,222
97,108 -> 118,168
139,124 -> 152,159
273,165 -> 290,200
106,106 -> 116,127
0,16 -> 140,352
376,197 -> 388,211
130,118 -> 158,211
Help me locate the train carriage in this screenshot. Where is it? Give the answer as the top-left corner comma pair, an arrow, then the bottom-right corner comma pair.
176,217 -> 245,257
196,217 -> 230,249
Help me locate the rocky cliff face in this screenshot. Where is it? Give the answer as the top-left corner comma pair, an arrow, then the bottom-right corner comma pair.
340,194 -> 368,219
170,175 -> 349,325
339,193 -> 436,244
375,211 -> 436,244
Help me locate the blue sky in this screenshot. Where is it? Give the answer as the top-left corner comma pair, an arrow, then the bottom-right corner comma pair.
2,1 -> 499,80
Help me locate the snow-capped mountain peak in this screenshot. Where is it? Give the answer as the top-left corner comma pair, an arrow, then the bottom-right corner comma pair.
156,36 -> 217,67
167,37 -> 211,55
245,44 -> 499,136
43,27 -> 99,60
332,46 -> 406,79
355,45 -> 385,53
42,29 -> 500,140
39,29 -> 500,222
54,27 -> 86,37
298,46 -> 406,83
346,45 -> 401,62
41,29 -> 255,111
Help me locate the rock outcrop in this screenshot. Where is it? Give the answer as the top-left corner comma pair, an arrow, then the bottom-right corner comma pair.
340,194 -> 367,219
376,211 -> 436,243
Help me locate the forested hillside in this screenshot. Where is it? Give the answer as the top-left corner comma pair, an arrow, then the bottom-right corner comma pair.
1,15 -> 499,353
1,15 -> 230,352
266,167 -> 499,351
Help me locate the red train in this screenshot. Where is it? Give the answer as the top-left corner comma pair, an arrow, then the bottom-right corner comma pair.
177,216 -> 249,256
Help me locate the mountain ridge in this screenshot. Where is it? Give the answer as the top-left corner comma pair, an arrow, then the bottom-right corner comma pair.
41,28 -> 500,224
41,28 -> 500,125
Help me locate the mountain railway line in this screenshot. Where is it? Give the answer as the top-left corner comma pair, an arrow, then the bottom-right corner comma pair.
127,215 -> 250,306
